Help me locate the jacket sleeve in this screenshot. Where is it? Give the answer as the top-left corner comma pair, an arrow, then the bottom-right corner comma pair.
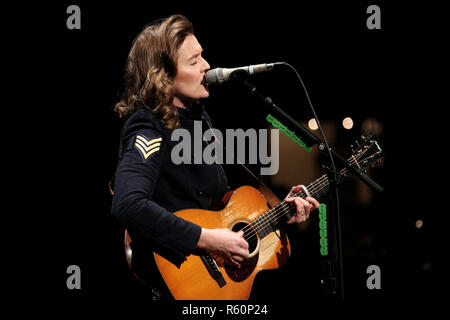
111,121 -> 202,263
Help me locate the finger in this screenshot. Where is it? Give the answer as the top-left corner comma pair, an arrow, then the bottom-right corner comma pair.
306,197 -> 320,210
286,196 -> 308,209
237,238 -> 249,251
298,196 -> 311,207
286,216 -> 295,224
229,259 -> 241,269
285,197 -> 303,208
295,198 -> 310,222
306,197 -> 320,208
294,197 -> 308,214
234,231 -> 249,249
290,185 -> 302,194
224,253 -> 240,267
303,201 -> 312,216
238,248 -> 249,259
287,185 -> 302,198
299,197 -> 314,216
230,242 -> 249,257
287,214 -> 305,224
232,255 -> 244,262
289,215 -> 300,224
286,197 -> 313,223
289,207 -> 307,223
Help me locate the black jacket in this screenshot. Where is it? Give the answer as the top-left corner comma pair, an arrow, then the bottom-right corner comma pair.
111,104 -> 229,266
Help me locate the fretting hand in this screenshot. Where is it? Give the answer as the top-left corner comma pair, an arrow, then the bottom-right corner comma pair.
285,185 -> 320,224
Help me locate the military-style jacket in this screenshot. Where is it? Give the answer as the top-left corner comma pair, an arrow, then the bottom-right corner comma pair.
111,104 -> 228,265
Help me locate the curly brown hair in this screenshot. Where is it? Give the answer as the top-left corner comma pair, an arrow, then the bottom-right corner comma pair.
114,14 -> 194,129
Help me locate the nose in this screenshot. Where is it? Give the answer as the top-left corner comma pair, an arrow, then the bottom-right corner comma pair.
202,57 -> 210,72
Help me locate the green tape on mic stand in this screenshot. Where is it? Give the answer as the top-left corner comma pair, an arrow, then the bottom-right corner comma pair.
266,114 -> 312,152
318,203 -> 328,256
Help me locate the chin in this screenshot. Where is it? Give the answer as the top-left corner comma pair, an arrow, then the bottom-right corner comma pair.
199,91 -> 210,99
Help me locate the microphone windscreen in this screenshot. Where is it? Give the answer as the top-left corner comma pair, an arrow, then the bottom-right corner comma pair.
205,68 -> 224,85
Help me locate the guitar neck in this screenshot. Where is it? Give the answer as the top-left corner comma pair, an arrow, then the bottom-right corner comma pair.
249,139 -> 382,240
251,173 -> 333,239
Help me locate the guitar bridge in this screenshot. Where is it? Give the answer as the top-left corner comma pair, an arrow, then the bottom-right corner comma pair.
200,253 -> 227,288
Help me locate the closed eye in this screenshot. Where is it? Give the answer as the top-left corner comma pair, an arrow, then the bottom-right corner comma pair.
188,49 -> 204,65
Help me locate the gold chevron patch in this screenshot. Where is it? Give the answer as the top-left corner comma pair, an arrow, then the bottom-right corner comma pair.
134,135 -> 162,159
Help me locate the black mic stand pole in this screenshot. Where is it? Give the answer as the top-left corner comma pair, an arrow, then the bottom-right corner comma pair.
230,71 -> 383,301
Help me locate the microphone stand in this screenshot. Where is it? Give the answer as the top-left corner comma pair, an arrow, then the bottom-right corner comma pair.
230,70 -> 383,301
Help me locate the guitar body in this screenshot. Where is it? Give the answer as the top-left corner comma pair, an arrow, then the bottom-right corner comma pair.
154,185 -> 291,300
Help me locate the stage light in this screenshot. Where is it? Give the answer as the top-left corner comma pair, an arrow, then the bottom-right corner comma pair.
308,118 -> 318,130
415,219 -> 423,229
342,117 -> 354,130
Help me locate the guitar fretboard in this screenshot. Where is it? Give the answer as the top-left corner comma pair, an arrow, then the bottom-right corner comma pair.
242,139 -> 381,241
251,174 -> 331,238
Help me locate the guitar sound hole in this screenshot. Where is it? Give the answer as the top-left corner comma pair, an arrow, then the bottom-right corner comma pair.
227,221 -> 260,282
231,221 -> 259,255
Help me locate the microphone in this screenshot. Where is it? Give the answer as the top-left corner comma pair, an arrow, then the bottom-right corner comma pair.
205,62 -> 284,85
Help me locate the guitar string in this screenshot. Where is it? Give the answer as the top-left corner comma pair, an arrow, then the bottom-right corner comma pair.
239,152 -> 367,246
242,167 -> 336,238
241,181 -> 326,246
203,115 -> 377,251
243,147 -> 369,238
245,174 -> 327,234
242,170 -> 340,246
241,163 -> 355,246
240,175 -> 329,246
241,149 -> 373,247
243,171 -> 330,238
203,112 -> 373,244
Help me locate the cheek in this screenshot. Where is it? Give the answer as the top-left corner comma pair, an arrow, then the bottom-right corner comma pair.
175,70 -> 198,94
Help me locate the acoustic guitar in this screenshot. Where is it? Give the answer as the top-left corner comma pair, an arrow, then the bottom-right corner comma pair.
153,138 -> 383,300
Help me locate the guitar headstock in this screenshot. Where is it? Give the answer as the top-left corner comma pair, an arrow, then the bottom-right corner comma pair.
350,136 -> 384,171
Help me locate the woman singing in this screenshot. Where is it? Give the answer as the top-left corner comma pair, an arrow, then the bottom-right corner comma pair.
111,14 -> 319,300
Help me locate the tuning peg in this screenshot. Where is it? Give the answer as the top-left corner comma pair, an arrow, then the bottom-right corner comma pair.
352,138 -> 361,150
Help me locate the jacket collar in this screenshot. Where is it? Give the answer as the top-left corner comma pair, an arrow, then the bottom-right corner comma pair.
176,102 -> 205,121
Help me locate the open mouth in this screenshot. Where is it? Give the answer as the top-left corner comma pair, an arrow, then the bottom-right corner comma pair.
201,76 -> 208,90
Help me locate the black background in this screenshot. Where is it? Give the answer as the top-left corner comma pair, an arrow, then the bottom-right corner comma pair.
13,0 -> 445,315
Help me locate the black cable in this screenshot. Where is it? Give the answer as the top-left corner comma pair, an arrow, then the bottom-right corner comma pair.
280,62 -> 344,300
279,62 -> 334,166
